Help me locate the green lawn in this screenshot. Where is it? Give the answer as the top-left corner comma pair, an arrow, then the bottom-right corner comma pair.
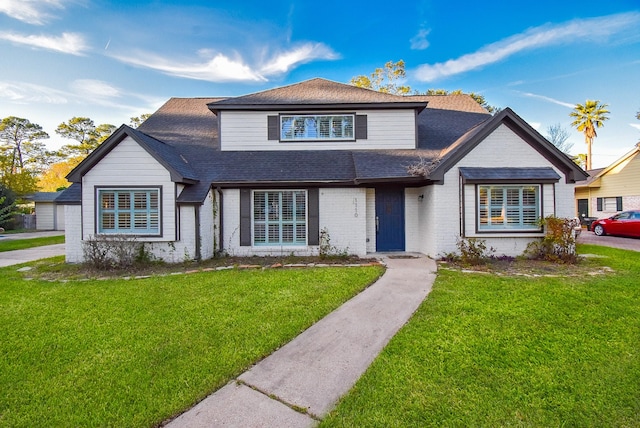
322,245 -> 640,427
0,262 -> 383,427
0,235 -> 64,252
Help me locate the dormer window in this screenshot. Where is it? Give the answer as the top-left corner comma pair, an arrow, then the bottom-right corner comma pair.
280,114 -> 354,141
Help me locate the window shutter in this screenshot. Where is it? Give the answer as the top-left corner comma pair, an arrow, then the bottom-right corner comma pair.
240,189 -> 251,246
616,197 -> 623,211
267,116 -> 279,140
355,115 -> 367,139
307,188 -> 319,245
596,197 -> 603,211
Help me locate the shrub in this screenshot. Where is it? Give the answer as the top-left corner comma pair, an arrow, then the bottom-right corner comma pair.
524,216 -> 578,263
83,234 -> 142,269
442,237 -> 495,266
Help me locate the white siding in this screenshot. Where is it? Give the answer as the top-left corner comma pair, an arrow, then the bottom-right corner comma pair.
220,110 -> 416,151
199,189 -> 216,260
35,202 -> 54,230
55,204 -> 65,230
429,124 -> 576,258
81,137 -> 176,242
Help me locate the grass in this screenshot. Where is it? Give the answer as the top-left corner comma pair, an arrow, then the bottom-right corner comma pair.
0,235 -> 64,252
0,260 -> 383,427
321,245 -> 640,427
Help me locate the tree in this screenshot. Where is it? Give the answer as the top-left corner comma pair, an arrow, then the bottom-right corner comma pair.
350,61 -> 499,113
350,60 -> 412,95
56,117 -> 115,157
569,100 -> 609,170
37,157 -> 83,192
545,123 -> 573,154
0,185 -> 18,229
130,114 -> 151,129
0,116 -> 50,174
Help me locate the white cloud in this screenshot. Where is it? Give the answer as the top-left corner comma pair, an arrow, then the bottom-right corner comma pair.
0,81 -> 68,104
516,91 -> 575,108
415,12 -> 640,82
70,79 -> 121,99
110,42 -> 339,83
630,124 -> 640,131
0,31 -> 89,55
0,0 -> 65,25
410,29 -> 431,50
112,51 -> 267,83
259,43 -> 339,75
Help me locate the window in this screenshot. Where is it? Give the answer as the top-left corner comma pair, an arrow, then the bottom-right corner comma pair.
280,114 -> 354,141
98,188 -> 160,234
253,190 -> 306,245
478,185 -> 540,231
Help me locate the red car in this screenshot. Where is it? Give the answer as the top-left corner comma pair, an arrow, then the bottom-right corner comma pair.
591,210 -> 640,238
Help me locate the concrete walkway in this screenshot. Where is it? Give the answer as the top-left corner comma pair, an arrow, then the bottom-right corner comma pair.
0,244 -> 66,267
167,254 -> 437,427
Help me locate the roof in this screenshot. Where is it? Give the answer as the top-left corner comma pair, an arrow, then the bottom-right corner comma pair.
55,183 -> 81,205
64,78 -> 588,204
459,167 -> 561,183
575,143 -> 640,188
25,191 -> 63,202
208,78 -> 427,111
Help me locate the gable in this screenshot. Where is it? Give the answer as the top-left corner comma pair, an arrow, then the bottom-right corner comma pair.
430,108 -> 588,184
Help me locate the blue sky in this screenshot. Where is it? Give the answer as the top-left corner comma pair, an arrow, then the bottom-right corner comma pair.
0,0 -> 639,169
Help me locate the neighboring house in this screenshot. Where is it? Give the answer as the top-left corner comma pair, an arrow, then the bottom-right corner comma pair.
56,78 -> 587,263
27,191 -> 65,230
575,142 -> 640,220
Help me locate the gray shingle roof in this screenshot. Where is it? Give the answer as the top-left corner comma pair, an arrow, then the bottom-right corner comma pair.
208,78 -> 426,110
55,183 -> 81,204
68,78 -> 586,204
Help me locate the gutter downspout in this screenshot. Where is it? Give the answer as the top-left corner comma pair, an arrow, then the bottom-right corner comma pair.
216,187 -> 224,255
194,205 -> 201,261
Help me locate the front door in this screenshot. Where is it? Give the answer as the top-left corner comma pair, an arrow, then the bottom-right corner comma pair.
577,199 -> 589,219
375,188 -> 405,251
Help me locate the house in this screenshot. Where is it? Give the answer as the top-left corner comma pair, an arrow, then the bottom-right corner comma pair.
575,142 -> 640,220
57,78 -> 587,263
26,191 -> 65,230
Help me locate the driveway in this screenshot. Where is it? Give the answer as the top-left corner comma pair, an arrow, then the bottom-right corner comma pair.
0,244 -> 66,267
0,230 -> 65,241
578,231 -> 640,252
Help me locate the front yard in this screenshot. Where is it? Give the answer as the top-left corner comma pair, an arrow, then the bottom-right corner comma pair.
321,244 -> 640,426
0,259 -> 383,427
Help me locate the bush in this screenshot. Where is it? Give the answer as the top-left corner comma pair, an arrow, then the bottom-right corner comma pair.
524,216 -> 578,263
83,234 -> 146,269
442,237 -> 495,266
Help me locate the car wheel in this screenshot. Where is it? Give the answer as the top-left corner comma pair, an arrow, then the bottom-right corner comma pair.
593,224 -> 606,236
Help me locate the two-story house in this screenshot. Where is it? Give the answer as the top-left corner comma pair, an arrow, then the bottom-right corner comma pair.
57,78 -> 587,262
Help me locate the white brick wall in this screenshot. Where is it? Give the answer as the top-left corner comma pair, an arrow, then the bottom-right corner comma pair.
319,188 -> 367,256
64,205 -> 83,263
222,187 -> 368,257
592,195 -> 640,219
428,124 -> 577,258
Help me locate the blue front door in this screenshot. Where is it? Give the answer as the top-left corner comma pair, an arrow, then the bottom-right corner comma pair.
375,188 -> 405,251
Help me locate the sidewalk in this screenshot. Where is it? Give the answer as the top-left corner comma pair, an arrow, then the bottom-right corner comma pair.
0,244 -> 66,267
167,254 -> 437,427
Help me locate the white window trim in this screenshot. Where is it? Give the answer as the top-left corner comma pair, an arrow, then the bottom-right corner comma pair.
477,184 -> 542,232
280,114 -> 355,142
96,187 -> 161,236
252,189 -> 308,246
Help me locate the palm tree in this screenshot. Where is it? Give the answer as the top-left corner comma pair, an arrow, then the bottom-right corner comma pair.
569,100 -> 609,170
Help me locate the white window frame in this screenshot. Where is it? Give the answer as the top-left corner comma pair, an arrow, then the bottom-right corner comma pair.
280,114 -> 354,141
252,190 -> 307,246
603,197 -> 618,212
97,187 -> 161,236
477,185 -> 541,232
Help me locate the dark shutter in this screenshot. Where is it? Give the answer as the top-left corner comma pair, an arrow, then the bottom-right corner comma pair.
596,197 -> 603,211
616,197 -> 623,211
355,115 -> 367,139
267,115 -> 279,140
240,189 -> 251,246
307,188 -> 319,245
